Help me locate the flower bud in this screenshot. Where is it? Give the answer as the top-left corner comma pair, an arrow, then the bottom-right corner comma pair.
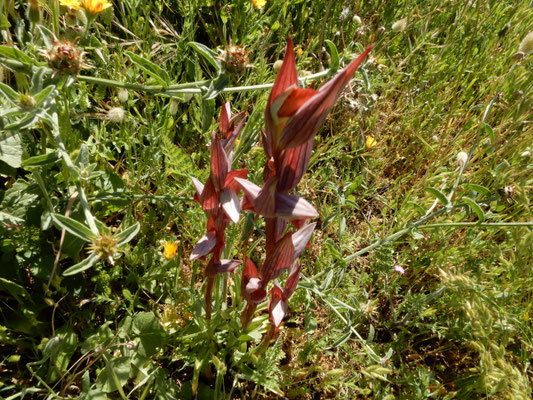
107,107 -> 125,123
392,18 -> 408,33
273,59 -> 283,71
19,93 -> 36,109
518,31 -> 533,55
252,0 -> 266,9
456,151 -> 468,168
365,136 -> 377,148
27,0 -> 42,25
117,88 -> 128,103
169,99 -> 179,116
352,15 -> 362,25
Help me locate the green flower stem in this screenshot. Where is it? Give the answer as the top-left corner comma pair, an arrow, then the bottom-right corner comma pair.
420,222 -> 533,228
446,62 -> 518,204
76,75 -> 209,92
50,110 -> 99,235
0,56 -> 335,96
81,14 -> 95,43
343,198 -> 500,262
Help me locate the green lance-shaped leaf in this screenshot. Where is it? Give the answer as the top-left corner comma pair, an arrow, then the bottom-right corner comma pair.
32,85 -> 57,107
0,131 -> 23,168
188,42 -> 221,72
463,183 -> 491,197
21,151 -> 60,168
424,187 -> 449,207
116,222 -> 140,246
462,196 -> 485,222
124,51 -> 171,87
53,213 -> 97,242
204,72 -> 230,100
63,252 -> 100,276
325,40 -> 340,72
0,45 -> 35,65
0,82 -> 20,105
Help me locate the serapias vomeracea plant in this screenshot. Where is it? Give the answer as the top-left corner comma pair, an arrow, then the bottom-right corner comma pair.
190,102 -> 247,319
236,38 -> 374,341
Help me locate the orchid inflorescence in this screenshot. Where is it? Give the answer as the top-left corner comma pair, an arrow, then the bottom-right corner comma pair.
191,38 -> 373,341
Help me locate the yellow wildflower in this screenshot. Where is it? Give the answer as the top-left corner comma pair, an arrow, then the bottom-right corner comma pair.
365,136 -> 377,148
163,241 -> 178,259
59,0 -> 82,9
296,48 -> 304,56
60,0 -> 112,14
252,0 -> 266,9
82,0 -> 112,14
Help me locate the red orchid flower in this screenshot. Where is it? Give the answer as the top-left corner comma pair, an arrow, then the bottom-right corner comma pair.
267,38 -> 374,192
189,102 -> 246,319
239,39 -> 373,334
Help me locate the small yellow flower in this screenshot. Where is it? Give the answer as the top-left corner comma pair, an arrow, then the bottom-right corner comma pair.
60,0 -> 112,14
296,48 -> 304,56
235,138 -> 240,146
365,136 -> 377,148
163,241 -> 178,259
252,0 -> 266,9
60,0 -> 82,9
82,0 -> 112,14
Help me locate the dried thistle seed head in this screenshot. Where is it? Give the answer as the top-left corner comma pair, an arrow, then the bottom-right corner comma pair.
18,93 -> 37,109
519,31 -> 533,55
117,88 -> 128,103
107,107 -> 125,122
87,232 -> 119,265
456,151 -> 468,168
392,18 -> 408,33
218,44 -> 252,75
43,40 -> 86,76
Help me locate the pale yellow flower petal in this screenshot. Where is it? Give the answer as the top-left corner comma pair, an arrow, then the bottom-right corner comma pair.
163,241 -> 178,259
366,136 -> 377,148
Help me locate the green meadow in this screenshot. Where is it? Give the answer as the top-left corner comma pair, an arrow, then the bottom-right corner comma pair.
0,0 -> 532,398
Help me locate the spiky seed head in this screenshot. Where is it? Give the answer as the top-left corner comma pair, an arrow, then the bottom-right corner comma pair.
87,232 -> 119,265
218,44 -> 252,75
44,40 -> 86,76
18,93 -> 36,109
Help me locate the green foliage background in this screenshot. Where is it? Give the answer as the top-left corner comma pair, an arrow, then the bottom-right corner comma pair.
0,0 -> 532,398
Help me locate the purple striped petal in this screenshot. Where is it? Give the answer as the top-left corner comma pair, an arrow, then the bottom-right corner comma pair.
292,223 -> 316,260
189,232 -> 216,260
221,188 -> 241,223
215,259 -> 241,274
191,176 -> 205,197
275,193 -> 319,220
